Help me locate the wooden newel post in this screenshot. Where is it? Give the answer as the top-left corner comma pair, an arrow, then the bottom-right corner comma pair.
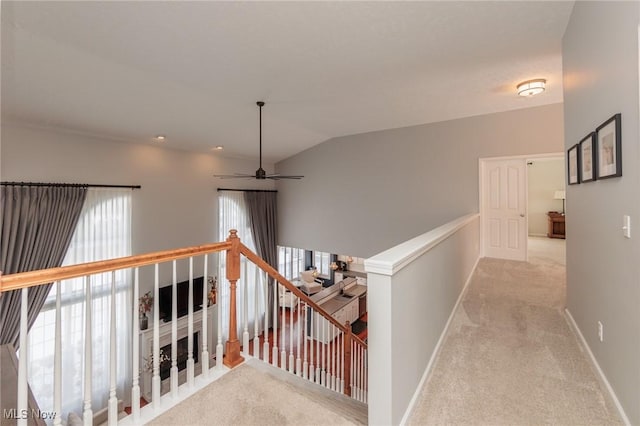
223,229 -> 245,368
343,321 -> 352,397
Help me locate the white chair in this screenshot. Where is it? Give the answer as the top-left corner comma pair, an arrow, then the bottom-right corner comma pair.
279,284 -> 299,310
300,270 -> 322,295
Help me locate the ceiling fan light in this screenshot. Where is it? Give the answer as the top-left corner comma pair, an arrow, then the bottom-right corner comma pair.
517,79 -> 546,97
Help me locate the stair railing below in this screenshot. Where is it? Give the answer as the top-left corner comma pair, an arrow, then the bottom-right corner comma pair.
238,238 -> 367,403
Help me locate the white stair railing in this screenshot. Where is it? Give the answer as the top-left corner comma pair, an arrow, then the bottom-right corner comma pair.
239,245 -> 368,404
1,240 -> 232,425
1,232 -> 367,426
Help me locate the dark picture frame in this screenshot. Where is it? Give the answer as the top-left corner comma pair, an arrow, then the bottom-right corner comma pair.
596,113 -> 622,179
579,132 -> 597,183
567,144 -> 580,185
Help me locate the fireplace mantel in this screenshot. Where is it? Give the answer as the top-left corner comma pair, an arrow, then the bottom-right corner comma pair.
139,304 -> 217,401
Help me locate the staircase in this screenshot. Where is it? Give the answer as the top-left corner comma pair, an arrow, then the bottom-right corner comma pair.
0,230 -> 368,425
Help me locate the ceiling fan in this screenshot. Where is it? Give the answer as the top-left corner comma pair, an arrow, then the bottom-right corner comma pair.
213,101 -> 304,180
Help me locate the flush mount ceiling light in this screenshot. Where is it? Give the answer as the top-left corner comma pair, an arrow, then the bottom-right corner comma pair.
154,135 -> 166,141
517,79 -> 546,97
212,145 -> 224,151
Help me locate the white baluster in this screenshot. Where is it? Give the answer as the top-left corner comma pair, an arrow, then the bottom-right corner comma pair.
302,304 -> 308,380
53,282 -> 62,426
288,293 -> 294,373
360,346 -> 367,402
339,331 -> 343,394
360,345 -> 365,402
327,324 -> 333,390
242,261 -> 249,356
108,271 -> 117,426
187,258 -> 194,386
280,285 -> 286,370
271,277 -> 278,367
353,343 -> 358,401
253,266 -> 260,358
320,319 -> 324,387
216,253 -> 223,369
309,307 -> 315,383
131,269 -> 141,421
331,324 -> 336,391
83,277 -> 93,425
350,340 -> 354,400
356,344 -> 360,402
171,261 -> 178,397
321,319 -> 326,386
152,264 -> 161,407
202,257 -> 209,378
17,288 -> 28,426
295,298 -> 302,376
314,312 -> 320,383
262,271 -> 270,363
364,348 -> 368,403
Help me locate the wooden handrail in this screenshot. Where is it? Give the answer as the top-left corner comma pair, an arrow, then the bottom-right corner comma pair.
0,241 -> 232,292
239,243 -> 367,348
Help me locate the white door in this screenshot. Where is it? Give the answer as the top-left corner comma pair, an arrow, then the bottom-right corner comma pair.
481,158 -> 527,261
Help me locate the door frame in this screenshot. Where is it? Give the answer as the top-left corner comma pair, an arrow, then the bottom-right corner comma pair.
479,152 -> 564,261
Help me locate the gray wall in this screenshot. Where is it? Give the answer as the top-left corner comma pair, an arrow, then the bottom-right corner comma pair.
1,123 -> 276,292
367,215 -> 479,425
276,104 -> 564,257
562,2 -> 640,424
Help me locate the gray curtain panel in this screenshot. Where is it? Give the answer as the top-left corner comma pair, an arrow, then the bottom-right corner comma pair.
244,191 -> 278,328
0,185 -> 87,347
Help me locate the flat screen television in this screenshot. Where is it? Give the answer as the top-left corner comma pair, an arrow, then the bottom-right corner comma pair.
158,276 -> 204,322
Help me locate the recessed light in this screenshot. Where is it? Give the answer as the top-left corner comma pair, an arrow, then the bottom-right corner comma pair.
154,135 -> 166,141
212,145 -> 224,151
517,79 -> 546,97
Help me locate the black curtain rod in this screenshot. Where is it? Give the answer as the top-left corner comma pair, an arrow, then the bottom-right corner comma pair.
217,188 -> 277,193
1,182 -> 141,189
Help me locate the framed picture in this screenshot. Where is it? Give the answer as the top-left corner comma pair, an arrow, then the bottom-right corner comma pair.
579,132 -> 597,182
596,113 -> 622,179
567,144 -> 580,185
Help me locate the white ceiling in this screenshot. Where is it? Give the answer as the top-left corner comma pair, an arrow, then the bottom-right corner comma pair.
1,1 -> 574,163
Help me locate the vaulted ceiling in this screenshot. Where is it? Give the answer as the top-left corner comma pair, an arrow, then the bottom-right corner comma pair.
1,1 -> 574,163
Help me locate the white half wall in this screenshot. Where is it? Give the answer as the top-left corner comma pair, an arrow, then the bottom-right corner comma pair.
365,214 -> 480,425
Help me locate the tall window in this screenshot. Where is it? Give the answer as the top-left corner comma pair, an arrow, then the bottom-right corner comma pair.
218,191 -> 265,341
27,188 -> 132,420
278,246 -> 305,280
314,251 -> 331,277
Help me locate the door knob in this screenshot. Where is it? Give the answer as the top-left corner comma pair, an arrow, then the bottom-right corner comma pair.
520,214 -> 525,217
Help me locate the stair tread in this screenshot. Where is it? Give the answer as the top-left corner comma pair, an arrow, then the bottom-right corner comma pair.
246,358 -> 368,425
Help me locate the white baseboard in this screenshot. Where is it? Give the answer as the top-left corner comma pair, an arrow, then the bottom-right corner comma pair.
399,255 -> 481,425
564,308 -> 630,426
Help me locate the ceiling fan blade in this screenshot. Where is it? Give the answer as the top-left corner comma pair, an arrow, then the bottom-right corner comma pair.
213,174 -> 255,179
267,175 -> 305,180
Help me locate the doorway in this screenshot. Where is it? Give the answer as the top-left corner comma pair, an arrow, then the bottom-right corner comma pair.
479,153 -> 564,261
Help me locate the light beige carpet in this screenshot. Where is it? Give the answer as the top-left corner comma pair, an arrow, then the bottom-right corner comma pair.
408,238 -> 623,425
148,359 -> 361,426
